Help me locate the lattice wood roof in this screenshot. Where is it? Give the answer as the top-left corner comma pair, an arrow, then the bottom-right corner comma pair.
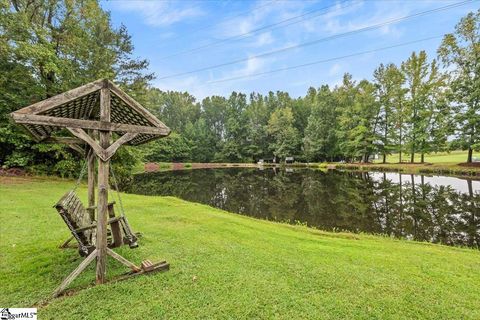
10,79 -> 170,146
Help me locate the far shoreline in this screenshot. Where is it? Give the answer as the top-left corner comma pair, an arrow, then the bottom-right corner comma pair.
141,161 -> 480,179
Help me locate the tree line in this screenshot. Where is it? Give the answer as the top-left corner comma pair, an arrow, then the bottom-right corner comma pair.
143,10 -> 479,164
0,1 -> 478,179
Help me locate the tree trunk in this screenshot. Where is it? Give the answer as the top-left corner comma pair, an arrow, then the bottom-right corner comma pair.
399,124 -> 403,163
420,153 -> 425,163
467,147 -> 473,163
384,113 -> 388,164
410,150 -> 414,163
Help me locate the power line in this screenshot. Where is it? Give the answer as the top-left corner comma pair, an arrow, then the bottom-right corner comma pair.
205,35 -> 443,85
156,0 -> 279,51
157,0 -> 474,81
157,0 -> 352,60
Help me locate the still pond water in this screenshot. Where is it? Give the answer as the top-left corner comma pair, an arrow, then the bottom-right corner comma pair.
125,168 -> 480,248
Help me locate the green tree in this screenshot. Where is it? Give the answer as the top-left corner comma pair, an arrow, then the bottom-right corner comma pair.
267,107 -> 300,161
0,0 -> 151,175
184,118 -> 216,162
438,10 -> 480,163
339,79 -> 380,162
245,93 -> 270,161
144,133 -> 191,162
401,51 -> 448,163
387,66 -> 408,163
145,89 -> 199,133
221,92 -> 248,162
201,96 -> 228,161
336,73 -> 358,161
303,85 -> 339,161
374,63 -> 402,163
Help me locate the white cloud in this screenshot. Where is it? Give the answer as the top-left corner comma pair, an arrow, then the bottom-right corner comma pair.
328,63 -> 342,76
317,1 -> 415,38
215,0 -> 305,38
252,32 -> 274,47
113,1 -> 204,27
229,55 -> 269,78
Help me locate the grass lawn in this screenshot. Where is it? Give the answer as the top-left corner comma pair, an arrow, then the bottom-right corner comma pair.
1,176 -> 480,319
329,150 -> 480,177
374,150 -> 480,164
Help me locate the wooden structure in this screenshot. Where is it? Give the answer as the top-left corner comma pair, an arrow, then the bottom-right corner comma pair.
10,79 -> 171,297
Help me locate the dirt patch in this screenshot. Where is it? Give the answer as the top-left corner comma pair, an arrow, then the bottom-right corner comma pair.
144,162 -> 160,172
0,167 -> 27,176
0,176 -> 32,185
458,162 -> 480,168
172,163 -> 185,170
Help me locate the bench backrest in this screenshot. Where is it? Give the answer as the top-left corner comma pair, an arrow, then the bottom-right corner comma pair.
54,191 -> 95,248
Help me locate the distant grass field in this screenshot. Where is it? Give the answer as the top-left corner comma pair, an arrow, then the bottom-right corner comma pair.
1,177 -> 479,319
375,150 -> 479,164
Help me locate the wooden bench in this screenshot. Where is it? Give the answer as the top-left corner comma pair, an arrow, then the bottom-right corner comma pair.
54,190 -> 138,256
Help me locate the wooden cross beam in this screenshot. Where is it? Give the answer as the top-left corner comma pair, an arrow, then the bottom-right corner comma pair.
11,113 -> 169,136
66,128 -> 138,161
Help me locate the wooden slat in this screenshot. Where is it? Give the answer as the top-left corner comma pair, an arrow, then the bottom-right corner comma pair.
15,79 -> 104,115
73,216 -> 124,233
87,147 -> 96,221
11,113 -> 170,135
108,81 -> 169,130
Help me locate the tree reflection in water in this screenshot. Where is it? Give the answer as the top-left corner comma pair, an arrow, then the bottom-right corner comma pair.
125,168 -> 480,248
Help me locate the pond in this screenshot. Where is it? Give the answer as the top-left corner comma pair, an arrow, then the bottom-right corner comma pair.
125,168 -> 480,248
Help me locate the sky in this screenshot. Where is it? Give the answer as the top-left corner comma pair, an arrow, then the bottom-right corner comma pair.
100,0 -> 479,100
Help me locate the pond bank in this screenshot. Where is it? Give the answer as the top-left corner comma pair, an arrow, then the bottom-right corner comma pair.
331,162 -> 480,178
142,161 -> 480,178
128,168 -> 480,248
1,177 -> 479,319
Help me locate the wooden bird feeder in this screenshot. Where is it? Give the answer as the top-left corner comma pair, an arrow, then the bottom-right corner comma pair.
10,79 -> 171,297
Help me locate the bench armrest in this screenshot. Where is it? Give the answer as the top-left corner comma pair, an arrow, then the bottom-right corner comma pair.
73,216 -> 124,233
87,201 -> 116,211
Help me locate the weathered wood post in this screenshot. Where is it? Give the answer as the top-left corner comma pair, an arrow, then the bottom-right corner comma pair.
87,145 -> 96,220
96,84 -> 111,284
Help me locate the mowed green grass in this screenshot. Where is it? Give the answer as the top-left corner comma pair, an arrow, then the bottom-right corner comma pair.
376,150 -> 480,163
1,177 -> 479,319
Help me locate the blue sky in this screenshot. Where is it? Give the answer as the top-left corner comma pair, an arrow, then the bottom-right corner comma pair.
101,0 -> 478,100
